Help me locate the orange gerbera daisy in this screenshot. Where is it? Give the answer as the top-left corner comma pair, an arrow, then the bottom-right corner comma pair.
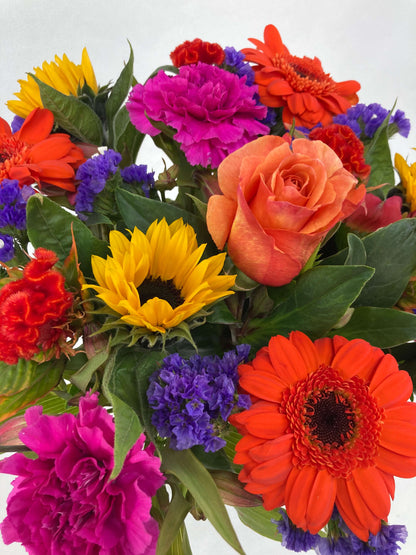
0,108 -> 85,192
242,25 -> 360,128
230,331 -> 416,541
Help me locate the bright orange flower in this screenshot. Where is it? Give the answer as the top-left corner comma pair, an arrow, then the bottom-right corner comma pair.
242,25 -> 360,128
0,108 -> 85,192
230,331 -> 416,540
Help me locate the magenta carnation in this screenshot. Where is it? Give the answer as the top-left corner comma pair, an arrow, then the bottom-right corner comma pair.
126,62 -> 269,168
0,393 -> 165,554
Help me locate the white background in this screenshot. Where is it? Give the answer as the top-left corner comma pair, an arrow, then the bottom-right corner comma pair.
1,0 -> 416,553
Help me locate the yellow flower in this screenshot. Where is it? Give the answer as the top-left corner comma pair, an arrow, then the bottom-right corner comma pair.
395,152 -> 416,212
86,218 -> 236,334
7,48 -> 98,118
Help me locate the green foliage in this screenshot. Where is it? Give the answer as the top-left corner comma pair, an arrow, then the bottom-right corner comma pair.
365,111 -> 395,197
0,358 -> 65,424
243,265 -> 374,350
31,75 -> 103,145
26,194 -> 109,278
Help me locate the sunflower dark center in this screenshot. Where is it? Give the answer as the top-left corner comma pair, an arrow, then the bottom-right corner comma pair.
305,390 -> 355,447
137,277 -> 184,309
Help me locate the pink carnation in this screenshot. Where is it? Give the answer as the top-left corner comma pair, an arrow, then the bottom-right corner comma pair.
127,62 -> 269,168
0,393 -> 165,554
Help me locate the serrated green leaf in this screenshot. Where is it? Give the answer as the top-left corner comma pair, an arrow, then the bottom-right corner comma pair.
26,194 -> 109,277
243,265 -> 374,350
329,307 -> 416,348
235,506 -> 282,541
161,447 -> 245,554
31,75 -> 103,144
0,358 -> 64,424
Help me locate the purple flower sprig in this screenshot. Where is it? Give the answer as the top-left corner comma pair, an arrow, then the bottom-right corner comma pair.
75,149 -> 155,220
147,345 -> 251,452
333,103 -> 410,140
273,507 -> 408,554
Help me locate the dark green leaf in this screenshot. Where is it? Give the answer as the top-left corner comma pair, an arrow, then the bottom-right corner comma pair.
26,194 -> 109,277
161,447 -> 244,554
330,307 -> 416,348
345,233 -> 367,266
102,348 -> 164,478
31,75 -> 103,144
115,188 -> 216,253
106,42 -> 134,144
353,219 -> 416,307
70,349 -> 109,391
365,112 -> 395,197
243,265 -> 374,350
115,112 -> 145,166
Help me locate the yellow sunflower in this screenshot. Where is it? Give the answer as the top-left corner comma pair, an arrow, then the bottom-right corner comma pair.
395,151 -> 416,212
7,48 -> 98,118
86,218 -> 236,333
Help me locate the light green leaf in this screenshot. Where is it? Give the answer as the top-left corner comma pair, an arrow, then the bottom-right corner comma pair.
106,42 -> 134,142
161,447 -> 245,554
235,506 -> 282,541
0,358 -> 64,424
156,486 -> 192,555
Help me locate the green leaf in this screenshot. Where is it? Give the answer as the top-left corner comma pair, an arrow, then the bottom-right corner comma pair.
0,358 -> 64,424
329,307 -> 416,348
344,234 -> 367,266
243,265 -> 374,350
365,112 -> 395,196
235,506 -> 282,541
115,112 -> 145,166
31,75 -> 103,144
353,219 -> 416,307
115,188 -> 216,252
106,43 -> 134,146
70,349 -> 109,391
161,447 -> 245,554
102,347 -> 164,478
156,486 -> 192,555
26,194 -> 109,278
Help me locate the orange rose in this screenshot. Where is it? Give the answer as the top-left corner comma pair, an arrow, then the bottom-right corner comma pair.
206,135 -> 365,286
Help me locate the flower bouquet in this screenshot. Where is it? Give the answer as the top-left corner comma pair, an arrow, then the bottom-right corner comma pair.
1,23 -> 416,554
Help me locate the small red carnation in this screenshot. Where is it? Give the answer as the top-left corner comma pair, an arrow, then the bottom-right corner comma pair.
170,38 -> 225,67
309,123 -> 371,182
0,248 -> 74,364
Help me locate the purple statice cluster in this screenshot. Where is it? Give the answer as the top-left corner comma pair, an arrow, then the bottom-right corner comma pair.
127,62 -> 269,168
333,103 -> 410,140
0,179 -> 33,262
75,149 -> 155,219
120,164 -> 155,197
147,345 -> 251,452
273,508 -> 407,554
75,149 -> 122,219
223,46 -> 255,86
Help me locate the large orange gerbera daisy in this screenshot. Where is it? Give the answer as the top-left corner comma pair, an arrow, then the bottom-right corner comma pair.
0,108 -> 85,192
242,25 -> 360,128
230,331 -> 416,541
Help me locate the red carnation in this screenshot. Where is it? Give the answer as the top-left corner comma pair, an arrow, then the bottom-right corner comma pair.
309,123 -> 371,183
170,38 -> 225,67
0,248 -> 74,364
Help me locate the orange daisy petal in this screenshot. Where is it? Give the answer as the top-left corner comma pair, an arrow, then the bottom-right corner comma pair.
376,445 -> 416,478
16,108 -> 54,144
268,334 -> 309,383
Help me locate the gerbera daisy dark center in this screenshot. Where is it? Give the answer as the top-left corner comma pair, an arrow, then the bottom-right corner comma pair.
138,277 -> 184,309
305,390 -> 355,447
